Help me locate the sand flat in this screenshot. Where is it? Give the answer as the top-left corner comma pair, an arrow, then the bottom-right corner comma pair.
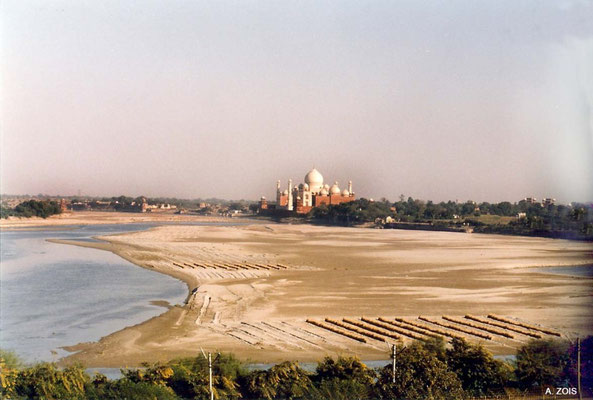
56,223 -> 592,367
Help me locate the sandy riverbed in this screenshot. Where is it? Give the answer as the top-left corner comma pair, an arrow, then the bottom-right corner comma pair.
48,222 -> 593,368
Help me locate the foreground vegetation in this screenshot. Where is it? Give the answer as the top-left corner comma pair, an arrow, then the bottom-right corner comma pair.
2,337 -> 591,399
311,197 -> 593,240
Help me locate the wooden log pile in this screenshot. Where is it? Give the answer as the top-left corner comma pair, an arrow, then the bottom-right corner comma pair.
371,318 -> 434,340
418,316 -> 492,340
442,316 -> 514,339
487,314 -> 558,336
465,315 -> 541,338
325,318 -> 386,342
306,319 -> 366,343
393,318 -> 464,340
343,318 -> 401,341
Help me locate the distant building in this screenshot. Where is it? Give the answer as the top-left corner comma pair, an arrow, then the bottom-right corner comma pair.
524,197 -> 538,204
541,198 -> 556,207
260,168 -> 356,215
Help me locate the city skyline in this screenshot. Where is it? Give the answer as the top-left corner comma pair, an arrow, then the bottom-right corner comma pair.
2,1 -> 592,203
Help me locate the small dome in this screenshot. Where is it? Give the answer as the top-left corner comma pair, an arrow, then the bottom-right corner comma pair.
320,188 -> 329,195
324,184 -> 330,189
341,189 -> 350,196
282,190 -> 288,195
298,183 -> 305,190
329,181 -> 341,195
303,183 -> 309,190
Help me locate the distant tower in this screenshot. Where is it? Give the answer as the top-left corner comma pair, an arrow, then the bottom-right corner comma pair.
287,179 -> 293,211
348,180 -> 353,196
259,196 -> 268,210
140,197 -> 148,213
276,180 -> 281,203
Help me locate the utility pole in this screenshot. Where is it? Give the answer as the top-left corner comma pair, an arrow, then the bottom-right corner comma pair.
201,348 -> 214,400
391,343 -> 397,384
577,337 -> 582,400
209,352 -> 213,400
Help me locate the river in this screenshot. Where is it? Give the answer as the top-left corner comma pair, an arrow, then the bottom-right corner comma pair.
1,223 -> 190,363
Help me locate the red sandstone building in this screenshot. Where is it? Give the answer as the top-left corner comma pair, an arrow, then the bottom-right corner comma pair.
260,168 -> 355,215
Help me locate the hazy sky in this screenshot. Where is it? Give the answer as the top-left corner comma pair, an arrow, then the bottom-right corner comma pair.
2,1 -> 592,203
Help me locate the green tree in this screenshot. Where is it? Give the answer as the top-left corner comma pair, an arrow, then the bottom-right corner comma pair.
374,342 -> 465,400
313,356 -> 375,386
306,356 -> 375,399
304,378 -> 371,400
515,339 -> 571,390
243,361 -> 312,400
87,379 -> 178,400
0,350 -> 22,399
446,338 -> 512,397
13,362 -> 89,399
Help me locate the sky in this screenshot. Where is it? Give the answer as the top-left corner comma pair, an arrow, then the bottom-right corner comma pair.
1,0 -> 593,203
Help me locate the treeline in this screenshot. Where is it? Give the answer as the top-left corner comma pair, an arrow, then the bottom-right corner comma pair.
0,200 -> 62,219
1,337 -> 591,399
66,196 -> 255,212
311,198 -> 593,240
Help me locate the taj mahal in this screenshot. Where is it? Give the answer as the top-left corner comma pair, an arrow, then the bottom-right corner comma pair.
259,168 -> 355,215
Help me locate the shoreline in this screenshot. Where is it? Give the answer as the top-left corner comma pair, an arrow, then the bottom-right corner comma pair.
0,210 -> 258,231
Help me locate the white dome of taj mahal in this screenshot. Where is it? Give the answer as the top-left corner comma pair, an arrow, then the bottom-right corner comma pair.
304,168 -> 323,185
304,168 -> 324,193
341,189 -> 350,196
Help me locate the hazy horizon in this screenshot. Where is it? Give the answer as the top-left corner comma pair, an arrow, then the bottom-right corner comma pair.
2,1 -> 593,203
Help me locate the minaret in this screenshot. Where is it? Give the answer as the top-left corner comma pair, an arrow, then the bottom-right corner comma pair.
287,179 -> 293,211
348,180 -> 353,196
276,180 -> 281,204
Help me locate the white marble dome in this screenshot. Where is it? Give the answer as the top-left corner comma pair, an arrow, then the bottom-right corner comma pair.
320,188 -> 329,196
304,168 -> 324,192
330,182 -> 341,194
341,189 -> 350,196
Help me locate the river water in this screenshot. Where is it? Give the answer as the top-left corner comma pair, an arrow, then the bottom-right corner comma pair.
0,223 -> 190,363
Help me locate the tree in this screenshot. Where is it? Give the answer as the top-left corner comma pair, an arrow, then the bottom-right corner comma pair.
374,342 -> 465,400
125,355 -> 244,400
304,378 -> 371,400
313,356 -> 375,386
242,361 -> 312,400
566,336 -> 593,397
87,379 -> 178,400
13,362 -> 89,399
515,339 -> 571,391
446,338 -> 512,397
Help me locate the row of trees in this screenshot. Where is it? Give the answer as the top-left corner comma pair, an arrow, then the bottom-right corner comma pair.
310,198 -> 593,239
2,337 -> 591,399
0,200 -> 62,219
